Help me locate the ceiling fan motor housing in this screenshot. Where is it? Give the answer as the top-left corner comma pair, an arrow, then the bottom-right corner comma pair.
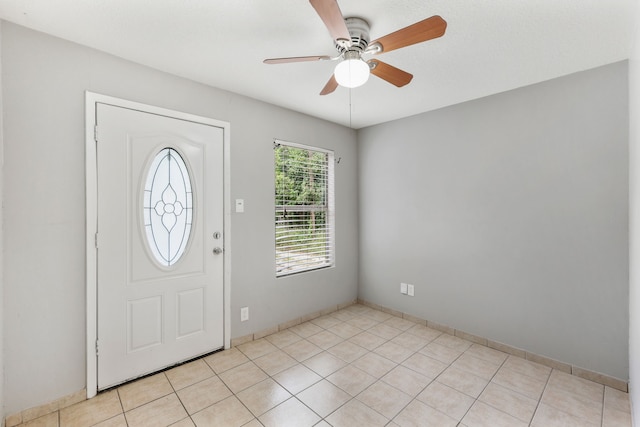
336,17 -> 370,54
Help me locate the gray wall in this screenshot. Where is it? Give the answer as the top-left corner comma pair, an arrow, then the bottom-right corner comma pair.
1,21 -> 358,415
628,1 -> 639,422
0,19 -> 4,424
358,62 -> 629,380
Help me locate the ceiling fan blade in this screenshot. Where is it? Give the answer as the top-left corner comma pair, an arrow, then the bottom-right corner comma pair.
368,60 -> 413,87
309,0 -> 351,43
369,15 -> 446,54
264,55 -> 332,64
320,75 -> 339,95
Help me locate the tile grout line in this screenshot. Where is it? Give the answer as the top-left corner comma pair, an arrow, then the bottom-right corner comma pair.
294,337 -> 363,425
233,343 -> 314,424
344,312 -> 450,425
349,326 -> 447,425
196,357 -> 245,423
123,389 -> 131,427
386,338 -> 455,423
280,312 -> 397,425
163,371 -> 195,426
426,342 -> 502,425
465,350 -> 513,424
526,365 -> 553,427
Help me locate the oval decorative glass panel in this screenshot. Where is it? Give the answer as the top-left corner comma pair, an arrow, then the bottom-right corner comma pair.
143,148 -> 193,267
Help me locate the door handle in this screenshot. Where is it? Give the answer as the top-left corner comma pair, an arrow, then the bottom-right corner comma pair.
213,247 -> 223,255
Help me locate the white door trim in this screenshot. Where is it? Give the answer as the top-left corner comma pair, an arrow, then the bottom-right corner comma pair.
85,92 -> 231,398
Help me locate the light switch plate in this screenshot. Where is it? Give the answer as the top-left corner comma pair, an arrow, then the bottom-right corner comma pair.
400,283 -> 408,294
240,307 -> 249,322
235,199 -> 245,213
407,284 -> 415,297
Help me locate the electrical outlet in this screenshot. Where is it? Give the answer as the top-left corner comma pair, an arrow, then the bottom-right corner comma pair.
407,284 -> 415,297
400,283 -> 408,294
240,306 -> 249,322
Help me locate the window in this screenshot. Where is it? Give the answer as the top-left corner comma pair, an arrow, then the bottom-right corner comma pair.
275,140 -> 335,276
143,148 -> 194,267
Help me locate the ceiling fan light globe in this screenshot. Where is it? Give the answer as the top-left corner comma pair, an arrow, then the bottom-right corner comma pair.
334,59 -> 370,88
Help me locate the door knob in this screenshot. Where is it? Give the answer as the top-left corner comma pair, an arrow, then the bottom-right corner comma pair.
213,247 -> 223,255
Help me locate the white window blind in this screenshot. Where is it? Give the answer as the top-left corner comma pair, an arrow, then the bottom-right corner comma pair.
275,140 -> 335,276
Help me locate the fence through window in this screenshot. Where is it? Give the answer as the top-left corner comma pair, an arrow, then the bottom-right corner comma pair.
274,141 -> 335,276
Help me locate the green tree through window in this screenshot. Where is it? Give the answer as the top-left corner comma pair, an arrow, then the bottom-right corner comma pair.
275,141 -> 334,276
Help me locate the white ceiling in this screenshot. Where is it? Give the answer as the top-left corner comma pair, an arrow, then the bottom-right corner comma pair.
0,0 -> 635,128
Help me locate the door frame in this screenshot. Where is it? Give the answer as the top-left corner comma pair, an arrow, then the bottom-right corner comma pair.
85,92 -> 231,398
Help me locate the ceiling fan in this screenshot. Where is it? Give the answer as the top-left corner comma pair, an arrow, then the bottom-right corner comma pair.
263,0 -> 447,95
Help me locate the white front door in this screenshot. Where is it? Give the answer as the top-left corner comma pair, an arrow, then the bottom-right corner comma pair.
95,102 -> 225,390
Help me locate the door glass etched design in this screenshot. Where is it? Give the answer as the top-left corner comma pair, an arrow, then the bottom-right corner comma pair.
143,148 -> 193,266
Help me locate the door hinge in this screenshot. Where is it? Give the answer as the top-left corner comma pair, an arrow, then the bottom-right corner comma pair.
95,340 -> 99,356
94,232 -> 99,249
94,125 -> 98,142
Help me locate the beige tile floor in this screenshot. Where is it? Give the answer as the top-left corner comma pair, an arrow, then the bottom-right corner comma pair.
16,304 -> 632,426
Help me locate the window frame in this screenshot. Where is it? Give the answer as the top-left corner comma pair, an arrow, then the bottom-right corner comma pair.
274,139 -> 335,277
